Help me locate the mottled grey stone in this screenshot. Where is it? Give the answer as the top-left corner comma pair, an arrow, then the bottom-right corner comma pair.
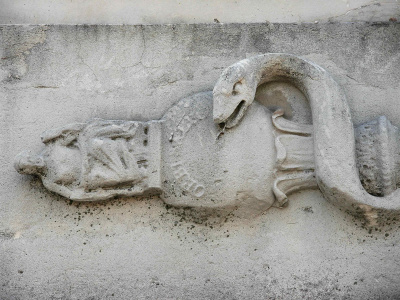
1,23 -> 400,299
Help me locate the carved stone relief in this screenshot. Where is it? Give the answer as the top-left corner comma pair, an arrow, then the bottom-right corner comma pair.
14,53 -> 400,222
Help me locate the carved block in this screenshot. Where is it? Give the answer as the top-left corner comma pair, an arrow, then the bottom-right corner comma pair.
15,119 -> 163,200
14,53 -> 400,222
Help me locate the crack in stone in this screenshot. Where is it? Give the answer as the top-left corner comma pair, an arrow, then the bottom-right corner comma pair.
319,1 -> 396,22
76,40 -> 99,82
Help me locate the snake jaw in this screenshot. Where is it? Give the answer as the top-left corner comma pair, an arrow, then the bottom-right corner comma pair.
213,79 -> 255,128
213,86 -> 255,128
222,100 -> 248,128
213,88 -> 248,126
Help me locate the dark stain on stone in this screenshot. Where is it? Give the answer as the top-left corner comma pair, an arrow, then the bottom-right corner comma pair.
34,85 -> 59,89
0,231 -> 14,240
302,206 -> 314,213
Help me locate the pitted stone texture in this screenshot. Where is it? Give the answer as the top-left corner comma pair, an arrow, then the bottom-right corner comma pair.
2,24 -> 400,299
355,116 -> 400,196
0,0 -> 398,24
212,52 -> 400,218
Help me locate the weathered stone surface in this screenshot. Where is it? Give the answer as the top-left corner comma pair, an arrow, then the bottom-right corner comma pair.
15,52 -> 400,221
1,23 -> 400,299
213,52 -> 400,219
1,0 -> 398,24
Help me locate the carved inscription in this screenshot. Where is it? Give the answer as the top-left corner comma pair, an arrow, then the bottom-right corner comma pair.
171,162 -> 205,197
163,95 -> 209,198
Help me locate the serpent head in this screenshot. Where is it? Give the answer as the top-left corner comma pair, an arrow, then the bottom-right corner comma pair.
213,60 -> 258,128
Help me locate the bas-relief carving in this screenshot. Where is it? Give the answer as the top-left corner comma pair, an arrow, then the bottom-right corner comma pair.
14,53 -> 400,222
15,119 -> 163,201
212,53 -> 400,221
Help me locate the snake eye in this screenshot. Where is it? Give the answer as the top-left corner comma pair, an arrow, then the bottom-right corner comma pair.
232,81 -> 242,96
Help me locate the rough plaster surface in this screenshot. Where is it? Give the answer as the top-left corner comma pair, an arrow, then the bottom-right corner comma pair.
1,23 -> 400,299
0,0 -> 399,24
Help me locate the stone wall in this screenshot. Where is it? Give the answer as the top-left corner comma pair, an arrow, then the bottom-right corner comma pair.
1,23 -> 400,299
0,0 -> 399,24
